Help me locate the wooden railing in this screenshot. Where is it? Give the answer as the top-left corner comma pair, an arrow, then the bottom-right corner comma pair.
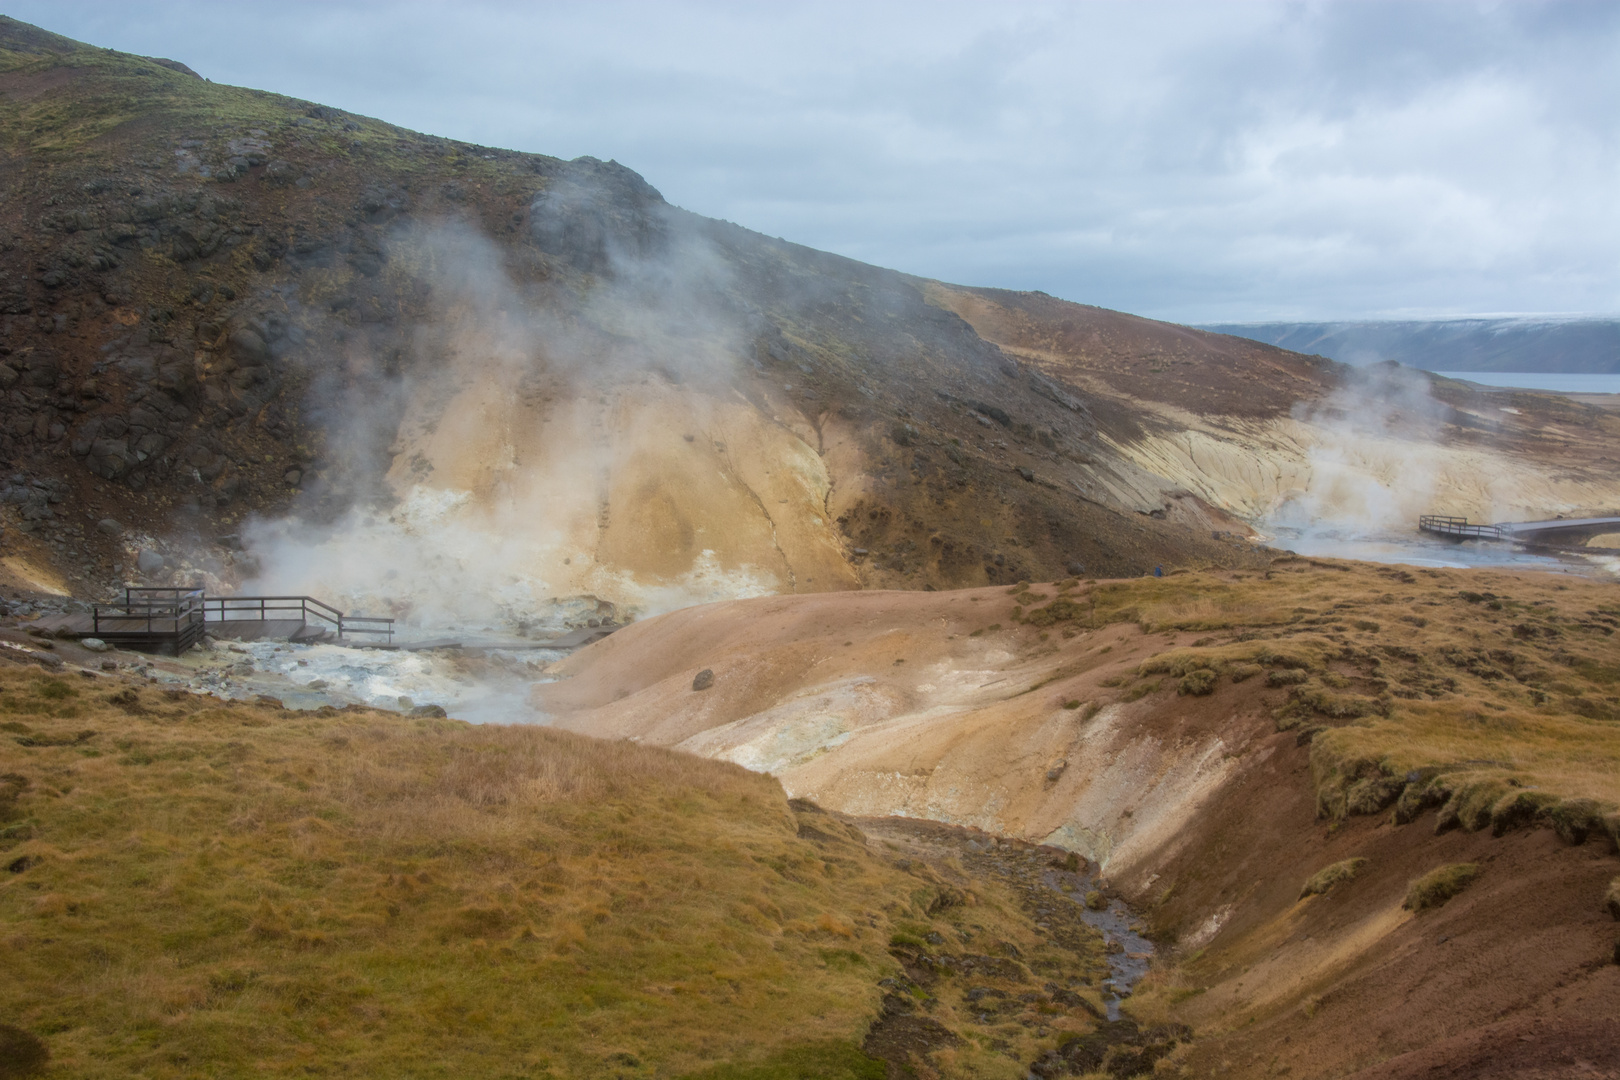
95,587 -> 207,633
1418,515 -> 1505,541
202,594 -> 394,642
93,588 -> 208,653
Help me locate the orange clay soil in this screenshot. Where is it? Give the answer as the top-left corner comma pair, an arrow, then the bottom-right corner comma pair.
533,559 -> 1620,1077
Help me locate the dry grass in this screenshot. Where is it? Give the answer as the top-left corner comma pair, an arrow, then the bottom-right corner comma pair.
1085,558 -> 1620,845
0,663 -> 972,1078
1300,858 -> 1368,899
1404,863 -> 1482,911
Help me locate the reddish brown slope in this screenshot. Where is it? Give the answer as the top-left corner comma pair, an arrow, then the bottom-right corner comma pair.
928,284 -> 1336,425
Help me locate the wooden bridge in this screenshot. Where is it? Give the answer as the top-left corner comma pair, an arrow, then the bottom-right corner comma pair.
32,589 -> 394,656
1419,514 -> 1620,545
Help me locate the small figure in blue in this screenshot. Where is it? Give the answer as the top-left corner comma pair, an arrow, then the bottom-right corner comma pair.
1153,565 -> 1163,578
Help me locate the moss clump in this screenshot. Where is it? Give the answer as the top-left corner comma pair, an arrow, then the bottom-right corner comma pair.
1292,682 -> 1383,720
1084,890 -> 1106,911
1178,669 -> 1217,696
1404,863 -> 1482,911
1603,812 -> 1620,854
1300,858 -> 1368,898
1123,679 -> 1162,703
1392,773 -> 1447,825
1435,777 -> 1515,834
1228,663 -> 1262,683
1024,598 -> 1086,628
1309,750 -> 1405,820
1545,798 -> 1613,846
1140,652 -> 1217,678
1267,668 -> 1309,688
1489,789 -> 1560,837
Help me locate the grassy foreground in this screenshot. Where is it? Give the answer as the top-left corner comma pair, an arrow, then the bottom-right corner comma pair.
0,662 -> 994,1078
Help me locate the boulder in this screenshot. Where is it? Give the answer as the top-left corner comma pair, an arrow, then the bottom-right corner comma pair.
136,548 -> 166,573
80,638 -> 110,652
692,668 -> 715,691
97,517 -> 123,536
227,327 -> 270,364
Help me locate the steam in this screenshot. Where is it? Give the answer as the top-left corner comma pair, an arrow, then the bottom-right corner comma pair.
1267,363 -> 1456,534
236,176 -> 782,638
1263,362 -> 1613,576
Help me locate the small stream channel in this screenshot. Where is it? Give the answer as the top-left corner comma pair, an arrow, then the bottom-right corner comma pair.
868,819 -> 1157,1021
966,835 -> 1156,1021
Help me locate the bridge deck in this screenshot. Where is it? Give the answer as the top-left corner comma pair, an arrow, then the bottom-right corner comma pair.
1420,514 -> 1620,543
1498,516 -> 1620,534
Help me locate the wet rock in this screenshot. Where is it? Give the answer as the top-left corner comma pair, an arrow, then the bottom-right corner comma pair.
691,668 -> 714,691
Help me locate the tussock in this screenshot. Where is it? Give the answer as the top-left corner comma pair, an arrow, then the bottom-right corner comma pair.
1301,858 -> 1368,898
1178,670 -> 1218,696
1404,863 -> 1482,911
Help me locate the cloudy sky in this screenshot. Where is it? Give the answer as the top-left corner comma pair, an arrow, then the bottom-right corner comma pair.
13,1 -> 1620,323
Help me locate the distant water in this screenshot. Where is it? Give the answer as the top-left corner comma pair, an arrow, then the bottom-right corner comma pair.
1432,371 -> 1620,394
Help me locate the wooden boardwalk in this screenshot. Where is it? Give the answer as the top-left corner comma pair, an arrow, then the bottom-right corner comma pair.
1421,514 -> 1620,544
31,590 -> 388,656
30,594 -> 620,657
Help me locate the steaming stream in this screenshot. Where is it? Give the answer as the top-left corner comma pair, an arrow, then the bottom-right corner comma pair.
1265,525 -> 1616,576
161,638 -> 565,724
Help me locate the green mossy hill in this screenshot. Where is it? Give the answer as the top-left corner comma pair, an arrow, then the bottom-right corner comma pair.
0,662 -> 1005,1078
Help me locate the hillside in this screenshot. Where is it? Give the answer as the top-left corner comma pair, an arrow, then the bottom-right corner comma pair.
0,648 -> 1158,1079
534,559 -> 1620,1075
4,17 -> 1620,1079
2,17 -> 1618,632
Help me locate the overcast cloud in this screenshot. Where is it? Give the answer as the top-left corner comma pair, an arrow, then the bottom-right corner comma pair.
11,1 -> 1619,322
